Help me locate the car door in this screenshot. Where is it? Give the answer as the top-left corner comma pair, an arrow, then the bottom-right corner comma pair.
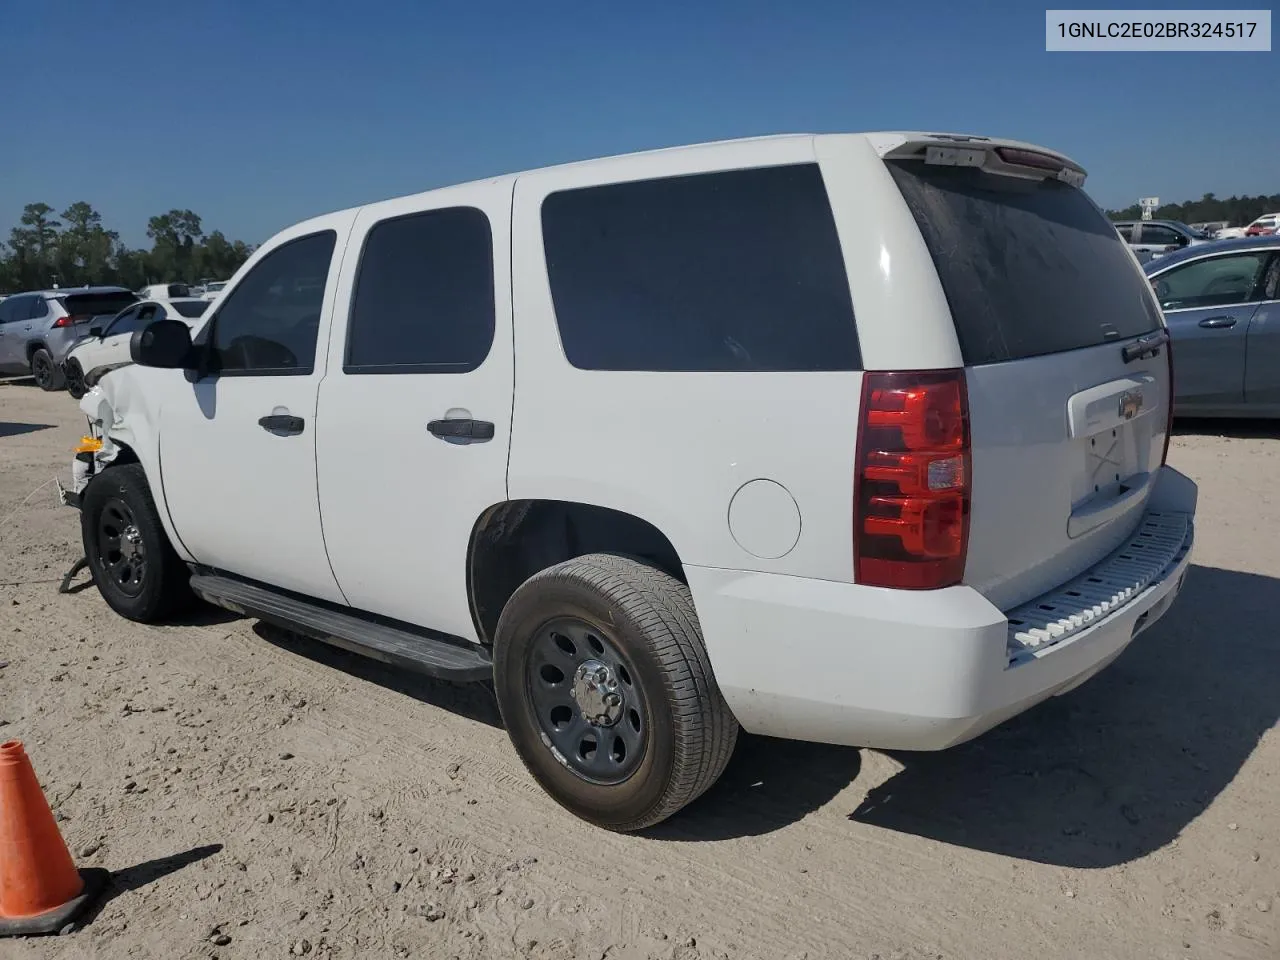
1244,252 -> 1280,408
0,296 -> 31,372
1151,249 -> 1271,410
316,182 -> 513,641
73,304 -> 137,375
158,215 -> 356,603
101,304 -> 159,366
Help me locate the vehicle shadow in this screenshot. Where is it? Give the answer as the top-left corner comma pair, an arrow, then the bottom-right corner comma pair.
250,622 -> 503,729
645,734 -> 862,841
0,376 -> 36,388
847,564 -> 1278,867
1174,417 -> 1280,440
0,421 -> 57,438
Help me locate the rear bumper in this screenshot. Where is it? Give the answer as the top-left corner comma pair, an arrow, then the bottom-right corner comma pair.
687,466 -> 1197,750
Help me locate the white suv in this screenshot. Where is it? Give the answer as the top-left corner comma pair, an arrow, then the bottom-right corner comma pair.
65,132 -> 1197,830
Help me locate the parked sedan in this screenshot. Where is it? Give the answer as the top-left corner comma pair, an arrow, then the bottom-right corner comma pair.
63,297 -> 209,399
1144,236 -> 1280,417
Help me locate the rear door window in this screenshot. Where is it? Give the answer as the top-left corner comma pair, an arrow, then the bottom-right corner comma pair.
29,298 -> 49,319
887,162 -> 1161,365
0,297 -> 27,324
541,164 -> 860,371
345,207 -> 495,373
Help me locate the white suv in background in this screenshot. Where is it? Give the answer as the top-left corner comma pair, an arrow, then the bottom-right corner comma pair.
66,132 -> 1196,830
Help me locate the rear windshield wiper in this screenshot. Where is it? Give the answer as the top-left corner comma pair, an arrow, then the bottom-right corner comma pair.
1122,330 -> 1169,364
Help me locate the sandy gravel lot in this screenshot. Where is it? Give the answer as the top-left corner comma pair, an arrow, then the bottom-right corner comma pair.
1,377 -> 1277,960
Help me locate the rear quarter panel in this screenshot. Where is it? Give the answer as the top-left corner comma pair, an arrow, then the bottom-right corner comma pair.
507,137 -> 865,580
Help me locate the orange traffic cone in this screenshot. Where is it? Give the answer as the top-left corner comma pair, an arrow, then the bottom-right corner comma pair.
0,740 -> 107,936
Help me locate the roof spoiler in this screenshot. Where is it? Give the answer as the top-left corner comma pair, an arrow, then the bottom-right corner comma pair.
875,134 -> 1087,188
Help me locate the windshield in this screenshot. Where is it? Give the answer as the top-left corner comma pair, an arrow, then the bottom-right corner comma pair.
60,291 -> 138,318
887,161 -> 1162,364
206,282 -> 226,292
171,300 -> 210,319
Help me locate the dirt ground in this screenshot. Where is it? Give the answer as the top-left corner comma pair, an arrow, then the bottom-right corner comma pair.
1,377 -> 1277,960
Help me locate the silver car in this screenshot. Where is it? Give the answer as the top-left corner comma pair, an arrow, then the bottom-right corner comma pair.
0,287 -> 138,390
1144,236 -> 1280,417
1115,219 -> 1212,263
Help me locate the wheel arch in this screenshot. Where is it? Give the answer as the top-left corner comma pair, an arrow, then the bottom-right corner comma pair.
467,499 -> 686,647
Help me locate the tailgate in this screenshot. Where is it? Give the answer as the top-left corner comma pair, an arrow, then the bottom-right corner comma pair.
885,148 -> 1172,610
965,343 -> 1169,609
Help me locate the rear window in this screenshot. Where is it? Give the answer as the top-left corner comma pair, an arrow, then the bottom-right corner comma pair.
541,164 -> 860,372
888,162 -> 1161,365
171,300 -> 210,319
60,292 -> 138,318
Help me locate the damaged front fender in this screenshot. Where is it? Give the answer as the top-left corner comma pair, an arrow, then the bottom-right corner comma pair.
64,368 -> 196,563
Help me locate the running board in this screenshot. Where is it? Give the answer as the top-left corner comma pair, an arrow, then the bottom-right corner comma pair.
188,572 -> 493,682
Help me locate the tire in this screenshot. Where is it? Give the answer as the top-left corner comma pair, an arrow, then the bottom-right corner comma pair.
80,463 -> 195,622
493,553 -> 738,831
64,358 -> 86,400
30,348 -> 65,391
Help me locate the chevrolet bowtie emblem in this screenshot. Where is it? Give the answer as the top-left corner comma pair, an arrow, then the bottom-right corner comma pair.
1118,388 -> 1144,420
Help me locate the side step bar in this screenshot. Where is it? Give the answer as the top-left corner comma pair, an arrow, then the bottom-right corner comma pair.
189,572 -> 493,682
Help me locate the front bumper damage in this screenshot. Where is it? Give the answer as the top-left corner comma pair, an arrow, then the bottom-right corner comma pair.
57,418 -> 121,510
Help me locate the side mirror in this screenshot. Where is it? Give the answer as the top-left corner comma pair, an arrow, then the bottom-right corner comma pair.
89,326 -> 103,339
130,318 -> 193,368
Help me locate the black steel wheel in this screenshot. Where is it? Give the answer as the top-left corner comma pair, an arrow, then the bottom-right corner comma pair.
64,358 -> 87,399
30,348 -> 64,391
80,463 -> 195,622
494,553 -> 738,831
526,617 -> 649,785
96,498 -> 147,597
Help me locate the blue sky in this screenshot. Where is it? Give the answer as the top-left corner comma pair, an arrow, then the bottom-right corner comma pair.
2,0 -> 1275,247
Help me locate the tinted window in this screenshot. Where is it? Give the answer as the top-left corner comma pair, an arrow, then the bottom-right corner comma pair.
887,162 -> 1161,364
29,298 -> 49,319
1152,252 -> 1271,310
346,207 -> 494,372
104,307 -> 141,337
541,164 -> 860,372
211,231 -> 336,375
1114,223 -> 1134,241
0,296 -> 28,324
171,300 -> 209,319
1140,224 -> 1180,246
60,292 -> 138,318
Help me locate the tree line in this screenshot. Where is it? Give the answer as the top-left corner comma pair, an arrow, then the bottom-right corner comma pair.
1106,192 -> 1280,226
0,202 -> 255,294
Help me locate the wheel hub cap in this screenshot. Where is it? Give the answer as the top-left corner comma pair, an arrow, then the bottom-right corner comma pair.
120,525 -> 143,561
571,659 -> 623,726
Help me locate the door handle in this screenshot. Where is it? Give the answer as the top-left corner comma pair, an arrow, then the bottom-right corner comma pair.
1198,316 -> 1237,329
427,418 -> 494,443
258,414 -> 305,435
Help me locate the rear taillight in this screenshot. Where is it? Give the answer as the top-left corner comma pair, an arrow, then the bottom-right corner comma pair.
53,314 -> 87,328
1161,338 -> 1175,465
854,370 -> 971,590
